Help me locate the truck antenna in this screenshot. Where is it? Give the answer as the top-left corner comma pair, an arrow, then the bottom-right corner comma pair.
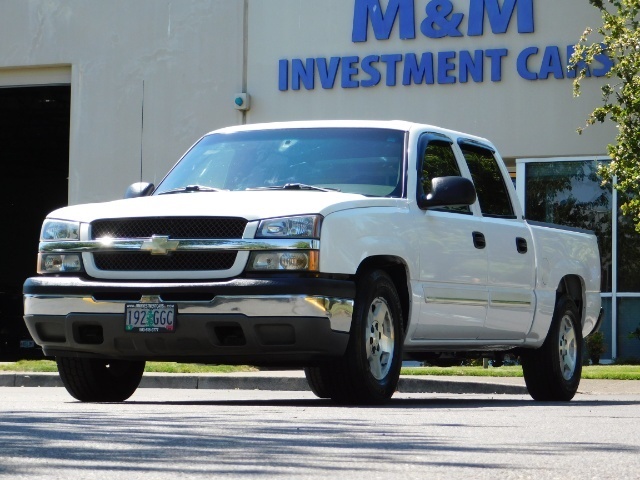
140,80 -> 145,182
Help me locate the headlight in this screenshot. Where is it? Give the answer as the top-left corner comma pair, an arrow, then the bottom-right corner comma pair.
256,215 -> 322,238
38,219 -> 83,273
247,251 -> 319,272
38,253 -> 84,274
41,219 -> 80,241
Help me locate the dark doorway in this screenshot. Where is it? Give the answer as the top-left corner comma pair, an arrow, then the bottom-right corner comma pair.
0,85 -> 70,359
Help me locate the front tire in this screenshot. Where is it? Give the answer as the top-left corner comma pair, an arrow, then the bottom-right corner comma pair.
56,357 -> 145,402
314,269 -> 403,405
521,296 -> 582,401
303,366 -> 332,399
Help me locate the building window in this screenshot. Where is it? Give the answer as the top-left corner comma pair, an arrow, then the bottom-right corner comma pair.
518,156 -> 640,361
616,197 -> 640,293
523,160 -> 612,293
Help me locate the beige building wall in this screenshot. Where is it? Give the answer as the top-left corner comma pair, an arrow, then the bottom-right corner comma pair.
0,0 -> 245,204
0,0 -> 616,203
247,0 -> 615,159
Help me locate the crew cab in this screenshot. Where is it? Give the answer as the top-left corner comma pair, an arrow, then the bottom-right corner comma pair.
23,120 -> 602,404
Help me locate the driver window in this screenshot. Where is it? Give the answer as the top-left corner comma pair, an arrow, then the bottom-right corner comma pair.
421,140 -> 470,213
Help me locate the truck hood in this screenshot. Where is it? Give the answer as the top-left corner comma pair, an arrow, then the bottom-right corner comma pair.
47,191 -> 404,223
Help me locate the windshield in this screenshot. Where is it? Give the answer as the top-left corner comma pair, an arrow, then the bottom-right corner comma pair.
154,128 -> 406,197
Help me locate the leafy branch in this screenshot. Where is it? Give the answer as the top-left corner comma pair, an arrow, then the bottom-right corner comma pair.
571,0 -> 640,231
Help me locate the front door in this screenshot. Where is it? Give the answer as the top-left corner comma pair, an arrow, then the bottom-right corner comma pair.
412,134 -> 488,341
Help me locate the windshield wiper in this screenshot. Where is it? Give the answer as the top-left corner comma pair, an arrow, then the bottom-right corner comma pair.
247,183 -> 341,192
158,185 -> 225,195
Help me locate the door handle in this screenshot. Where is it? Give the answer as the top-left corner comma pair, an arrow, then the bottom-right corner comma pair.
516,237 -> 528,254
472,231 -> 486,249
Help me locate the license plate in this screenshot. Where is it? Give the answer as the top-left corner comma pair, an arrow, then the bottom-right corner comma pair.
125,303 -> 176,333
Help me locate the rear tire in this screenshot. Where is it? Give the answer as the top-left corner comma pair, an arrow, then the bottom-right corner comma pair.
56,357 -> 145,402
521,296 -> 582,401
320,270 -> 403,405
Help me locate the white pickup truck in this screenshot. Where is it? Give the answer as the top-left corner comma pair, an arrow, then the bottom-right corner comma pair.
23,120 -> 602,404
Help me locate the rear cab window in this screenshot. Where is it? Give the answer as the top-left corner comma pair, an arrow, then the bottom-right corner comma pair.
458,140 -> 515,219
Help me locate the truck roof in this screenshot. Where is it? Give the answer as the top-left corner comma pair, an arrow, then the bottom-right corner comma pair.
210,120 -> 493,145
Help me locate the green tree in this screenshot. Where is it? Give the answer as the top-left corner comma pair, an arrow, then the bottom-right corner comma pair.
571,0 -> 640,231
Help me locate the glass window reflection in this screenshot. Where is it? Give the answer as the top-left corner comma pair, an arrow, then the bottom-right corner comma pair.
524,161 -> 612,292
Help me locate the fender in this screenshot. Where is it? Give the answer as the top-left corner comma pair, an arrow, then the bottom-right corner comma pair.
526,221 -> 601,345
319,205 -> 418,277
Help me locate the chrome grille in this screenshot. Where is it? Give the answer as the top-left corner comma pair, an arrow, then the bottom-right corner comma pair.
91,217 -> 247,239
93,251 -> 238,271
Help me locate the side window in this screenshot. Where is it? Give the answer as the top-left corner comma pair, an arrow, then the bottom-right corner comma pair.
421,140 -> 470,213
461,144 -> 515,218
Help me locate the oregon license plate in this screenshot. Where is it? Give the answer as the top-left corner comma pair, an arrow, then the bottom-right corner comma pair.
125,303 -> 176,333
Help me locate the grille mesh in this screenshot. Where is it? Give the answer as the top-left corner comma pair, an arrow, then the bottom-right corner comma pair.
90,217 -> 246,273
93,251 -> 238,271
91,217 -> 247,239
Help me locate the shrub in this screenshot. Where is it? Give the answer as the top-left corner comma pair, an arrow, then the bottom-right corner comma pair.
585,331 -> 607,365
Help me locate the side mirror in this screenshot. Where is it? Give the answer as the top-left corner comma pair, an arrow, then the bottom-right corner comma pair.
418,176 -> 476,210
124,182 -> 155,199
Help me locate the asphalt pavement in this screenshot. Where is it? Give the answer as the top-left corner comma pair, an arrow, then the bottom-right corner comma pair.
1,370 -> 639,396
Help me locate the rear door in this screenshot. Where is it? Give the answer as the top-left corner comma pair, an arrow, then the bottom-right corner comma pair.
458,140 -> 535,340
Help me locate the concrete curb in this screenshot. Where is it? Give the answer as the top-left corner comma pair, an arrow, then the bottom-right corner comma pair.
3,372 -> 639,395
0,372 -> 529,395
397,377 -> 528,394
0,372 -> 63,388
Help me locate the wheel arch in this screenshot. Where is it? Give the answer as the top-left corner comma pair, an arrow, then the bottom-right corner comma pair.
356,255 -> 410,334
556,274 -> 584,324
522,273 -> 595,350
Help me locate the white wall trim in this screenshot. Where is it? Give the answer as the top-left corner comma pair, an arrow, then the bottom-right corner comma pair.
0,65 -> 71,87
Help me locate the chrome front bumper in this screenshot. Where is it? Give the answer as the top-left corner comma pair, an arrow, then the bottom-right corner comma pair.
24,294 -> 354,333
23,276 -> 355,362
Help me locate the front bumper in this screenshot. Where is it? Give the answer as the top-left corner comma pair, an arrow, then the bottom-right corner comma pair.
23,276 -> 354,364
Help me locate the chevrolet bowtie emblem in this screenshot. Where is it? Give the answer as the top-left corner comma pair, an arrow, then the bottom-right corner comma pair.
140,235 -> 180,255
